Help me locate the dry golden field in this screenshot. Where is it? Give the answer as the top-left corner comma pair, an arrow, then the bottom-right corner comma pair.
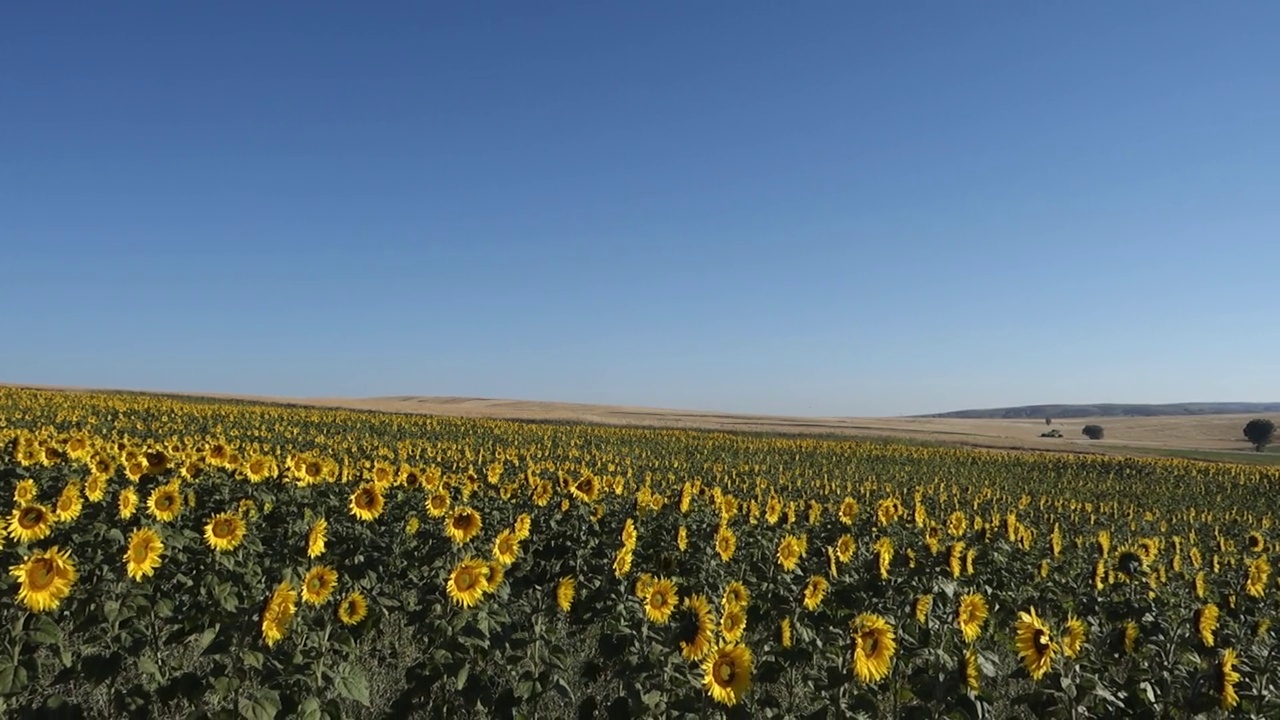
6,383 -> 1274,460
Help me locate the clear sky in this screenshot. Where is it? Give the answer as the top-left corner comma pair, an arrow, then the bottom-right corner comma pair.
3,2 -> 1277,417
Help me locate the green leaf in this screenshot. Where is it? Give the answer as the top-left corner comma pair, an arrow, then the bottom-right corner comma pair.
334,668 -> 371,707
28,614 -> 61,645
238,689 -> 281,720
456,664 -> 470,691
241,650 -> 264,669
296,698 -> 323,720
138,656 -> 162,680
196,624 -> 220,653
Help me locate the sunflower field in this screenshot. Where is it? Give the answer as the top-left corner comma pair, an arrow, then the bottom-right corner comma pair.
2,387 -> 1280,719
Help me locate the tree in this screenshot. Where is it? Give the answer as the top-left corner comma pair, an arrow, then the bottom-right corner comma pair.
1045,417 -> 1053,426
1082,424 -> 1105,440
1243,418 -> 1276,452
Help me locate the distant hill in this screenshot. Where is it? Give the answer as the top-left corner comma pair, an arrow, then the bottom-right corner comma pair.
920,403 -> 1280,419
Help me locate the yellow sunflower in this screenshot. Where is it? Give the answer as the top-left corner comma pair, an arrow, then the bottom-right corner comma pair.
961,647 -> 980,693
337,590 -> 369,625
10,546 -> 77,612
644,578 -> 679,625
722,581 -> 750,611
124,528 -> 164,581
1013,607 -> 1055,680
1219,648 -> 1241,710
445,507 -> 483,545
447,557 -> 488,608
715,524 -> 737,562
84,474 -> 107,503
838,498 -> 858,525
720,606 -> 747,642
835,534 -> 856,563
780,617 -> 793,648
634,573 -> 657,599
851,613 -> 896,684
118,487 -> 139,520
348,483 -> 385,522
513,513 -> 532,540
556,576 -> 576,613
13,479 -> 37,505
53,481 -> 83,523
677,525 -> 689,552
147,482 -> 182,522
261,581 -> 298,647
912,594 -> 933,624
1062,614 -> 1087,658
307,518 -> 327,558
301,566 -> 339,605
1246,554 -> 1270,598
492,529 -> 520,567
425,490 -> 451,518
1198,603 -> 1220,648
701,643 -> 753,707
957,594 -> 989,644
678,594 -> 716,661
802,576 -> 829,612
8,503 -> 54,544
203,512 -> 246,553
777,534 -> 805,572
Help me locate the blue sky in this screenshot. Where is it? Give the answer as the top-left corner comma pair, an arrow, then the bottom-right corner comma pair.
3,2 -> 1277,416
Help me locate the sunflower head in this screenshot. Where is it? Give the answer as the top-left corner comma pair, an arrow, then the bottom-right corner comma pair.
337,590 -> 369,626
445,507 -> 483,545
9,504 -> 54,544
301,566 -> 339,605
348,483 -> 385,522
677,594 -> 715,661
851,613 -> 897,685
701,643 -> 753,706
447,558 -> 488,608
125,528 -> 164,581
644,578 -> 679,625
555,576 -> 576,613
203,512 -> 247,553
9,546 -> 77,613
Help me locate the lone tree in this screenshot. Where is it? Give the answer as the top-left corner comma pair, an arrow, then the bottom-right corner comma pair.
1082,424 -> 1105,440
1243,418 -> 1276,452
1045,417 -> 1053,426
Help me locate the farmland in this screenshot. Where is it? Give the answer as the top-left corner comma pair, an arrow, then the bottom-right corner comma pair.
2,385 -> 1280,718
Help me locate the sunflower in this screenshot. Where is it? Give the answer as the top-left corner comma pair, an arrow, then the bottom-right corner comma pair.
851,613 -> 896,684
1062,614 -> 1087,658
838,498 -> 858,525
612,545 -> 633,578
1198,603 -> 1220,648
10,546 -> 77,612
261,581 -> 298,647
677,525 -> 689,552
337,590 -> 369,626
124,527 -> 164,581
301,566 -> 339,605
634,573 -> 657,599
348,483 -> 385,522
8,504 -> 54,544
556,576 -> 576,613
514,513 -> 532,540
13,479 -> 38,505
447,557 -> 488,608
405,515 -> 420,535
715,524 -> 737,562
299,519 -> 326,559
722,581 -> 750,612
720,606 -> 747,642
1247,532 -> 1266,553
621,518 -> 637,549
644,577 -> 679,625
568,474 -> 599,503
777,534 -> 805,572
117,487 -> 138,520
802,576 -> 829,612
835,534 -> 856,563
53,482 -> 83,523
425,490 -> 451,518
1245,554 -> 1270,598
531,481 -> 553,507
948,542 -> 965,578
678,594 -> 716,661
492,529 -> 520,567
1013,607 -> 1054,680
914,594 -> 933,624
961,648 -> 980,693
479,560 -> 506,593
243,455 -> 277,483
443,507 -> 482,545
780,617 -> 793,648
701,643 -> 753,707
147,482 -> 182,522
203,512 -> 246,553
84,474 -> 107,503
1219,648 -> 1241,710
1122,620 -> 1139,655
957,594 -> 989,643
